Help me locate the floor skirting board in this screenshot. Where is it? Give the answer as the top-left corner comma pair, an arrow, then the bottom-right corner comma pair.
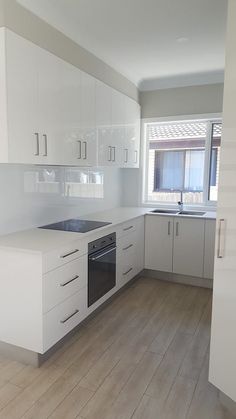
143,269 -> 213,289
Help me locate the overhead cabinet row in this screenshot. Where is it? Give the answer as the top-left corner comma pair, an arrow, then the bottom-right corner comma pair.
0,28 -> 140,167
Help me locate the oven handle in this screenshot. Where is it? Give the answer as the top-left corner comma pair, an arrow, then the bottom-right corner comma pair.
90,246 -> 116,261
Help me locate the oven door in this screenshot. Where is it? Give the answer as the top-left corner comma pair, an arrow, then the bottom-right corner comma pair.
88,245 -> 116,307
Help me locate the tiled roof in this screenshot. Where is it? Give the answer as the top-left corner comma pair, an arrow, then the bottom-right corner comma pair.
147,121 -> 222,141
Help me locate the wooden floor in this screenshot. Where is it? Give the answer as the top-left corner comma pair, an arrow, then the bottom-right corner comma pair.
0,277 -> 234,419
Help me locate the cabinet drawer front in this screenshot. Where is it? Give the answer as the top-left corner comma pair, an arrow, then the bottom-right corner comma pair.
43,240 -> 87,273
117,217 -> 143,239
43,256 -> 87,313
43,289 -> 87,352
117,250 -> 135,288
117,231 -> 136,255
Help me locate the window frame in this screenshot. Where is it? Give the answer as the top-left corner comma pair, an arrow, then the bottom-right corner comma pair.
142,113 -> 222,209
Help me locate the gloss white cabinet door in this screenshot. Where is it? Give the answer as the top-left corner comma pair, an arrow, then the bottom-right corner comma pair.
173,217 -> 205,277
5,29 -> 41,164
145,215 -> 174,272
96,80 -> 113,166
209,0 -> 236,403
77,71 -> 97,166
124,97 -> 140,168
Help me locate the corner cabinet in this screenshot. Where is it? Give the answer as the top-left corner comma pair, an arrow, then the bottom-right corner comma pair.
0,28 -> 140,168
145,215 -> 216,279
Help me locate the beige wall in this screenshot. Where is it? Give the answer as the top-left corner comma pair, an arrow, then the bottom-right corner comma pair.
140,83 -> 224,118
0,0 -> 139,102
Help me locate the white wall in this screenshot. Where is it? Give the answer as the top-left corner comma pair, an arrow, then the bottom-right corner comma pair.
140,83 -> 224,118
0,165 -> 122,235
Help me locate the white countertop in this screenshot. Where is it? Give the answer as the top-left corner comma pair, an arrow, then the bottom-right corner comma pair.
0,207 -> 216,254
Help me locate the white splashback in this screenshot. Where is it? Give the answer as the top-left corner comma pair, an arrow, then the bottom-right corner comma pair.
0,165 -> 122,235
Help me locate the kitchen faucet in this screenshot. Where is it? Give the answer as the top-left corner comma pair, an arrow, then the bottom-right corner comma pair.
178,191 -> 183,212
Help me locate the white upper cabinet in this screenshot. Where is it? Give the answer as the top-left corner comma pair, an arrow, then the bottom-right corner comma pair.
4,29 -> 40,164
0,28 -> 139,168
124,97 -> 141,168
77,71 -> 97,166
96,80 -> 113,166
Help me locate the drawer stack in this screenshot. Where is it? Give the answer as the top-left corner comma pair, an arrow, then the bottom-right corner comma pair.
116,216 -> 144,289
42,240 -> 87,351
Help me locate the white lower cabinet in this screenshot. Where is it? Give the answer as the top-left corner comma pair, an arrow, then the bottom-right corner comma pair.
145,215 -> 215,279
43,288 -> 87,352
116,216 -> 144,289
43,255 -> 87,313
145,216 -> 173,272
173,217 -> 205,277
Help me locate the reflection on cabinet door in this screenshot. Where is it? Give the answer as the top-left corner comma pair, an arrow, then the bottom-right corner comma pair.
173,218 -> 205,277
145,216 -> 174,272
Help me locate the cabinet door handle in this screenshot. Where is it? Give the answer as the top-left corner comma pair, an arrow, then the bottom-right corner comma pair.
42,134 -> 48,157
60,275 -> 79,287
77,140 -> 82,159
60,249 -> 79,259
108,146 -> 112,161
168,221 -> 171,236
34,133 -> 39,156
123,267 -> 133,276
83,141 -> 87,159
123,244 -> 133,251
175,222 -> 179,237
123,225 -> 133,231
60,309 -> 79,324
112,146 -> 116,162
217,218 -> 226,258
135,150 -> 138,164
124,148 -> 128,163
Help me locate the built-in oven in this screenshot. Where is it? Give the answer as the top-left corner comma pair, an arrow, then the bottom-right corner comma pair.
88,233 -> 116,307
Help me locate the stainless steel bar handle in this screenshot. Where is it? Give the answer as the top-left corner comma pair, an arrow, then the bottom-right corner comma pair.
135,150 -> 138,164
90,246 -> 116,261
168,221 -> 171,236
60,249 -> 79,259
108,146 -> 112,161
123,225 -> 133,231
42,134 -> 48,156
124,148 -> 128,163
217,218 -> 225,258
83,141 -> 87,160
123,244 -> 133,251
77,140 -> 82,159
34,133 -> 40,156
176,221 -> 179,237
123,267 -> 133,276
60,309 -> 79,324
60,275 -> 79,287
112,146 -> 116,162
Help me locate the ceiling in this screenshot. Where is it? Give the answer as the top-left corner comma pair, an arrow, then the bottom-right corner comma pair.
17,0 -> 228,91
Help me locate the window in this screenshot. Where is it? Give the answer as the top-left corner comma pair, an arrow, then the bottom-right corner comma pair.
144,119 -> 222,205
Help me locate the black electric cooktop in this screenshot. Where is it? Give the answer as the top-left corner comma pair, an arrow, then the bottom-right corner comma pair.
39,219 -> 112,233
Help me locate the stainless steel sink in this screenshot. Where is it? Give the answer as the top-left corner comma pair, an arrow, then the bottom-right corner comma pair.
178,211 -> 205,216
151,209 -> 179,214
